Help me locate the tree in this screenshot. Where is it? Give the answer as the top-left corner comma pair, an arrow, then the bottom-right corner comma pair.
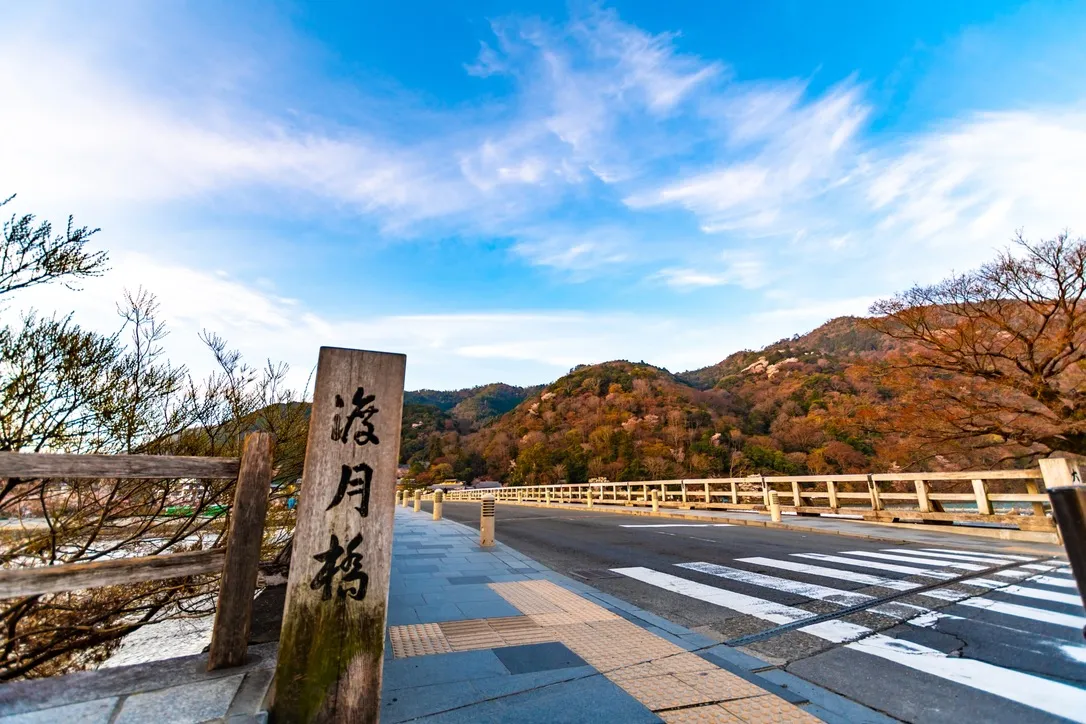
1,195 -> 106,298
869,232 -> 1086,460
0,198 -> 308,679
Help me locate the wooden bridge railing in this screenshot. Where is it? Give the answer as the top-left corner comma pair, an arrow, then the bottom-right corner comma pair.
439,460 -> 1082,540
0,432 -> 275,671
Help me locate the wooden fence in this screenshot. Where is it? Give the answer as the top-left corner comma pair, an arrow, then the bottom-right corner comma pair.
441,461 -> 1082,541
0,431 -> 275,671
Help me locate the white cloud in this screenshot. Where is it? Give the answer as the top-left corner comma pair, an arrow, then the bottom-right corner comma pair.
656,250 -> 767,290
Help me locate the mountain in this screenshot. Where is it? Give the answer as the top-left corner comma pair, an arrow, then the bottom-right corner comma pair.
400,316 -> 1023,486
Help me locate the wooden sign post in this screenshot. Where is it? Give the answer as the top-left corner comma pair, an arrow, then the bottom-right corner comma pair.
271,348 -> 406,724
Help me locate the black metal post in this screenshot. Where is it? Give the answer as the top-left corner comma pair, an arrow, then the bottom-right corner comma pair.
1048,485 -> 1086,640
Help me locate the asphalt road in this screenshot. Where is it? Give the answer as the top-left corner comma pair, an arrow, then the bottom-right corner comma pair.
431,501 -> 1086,724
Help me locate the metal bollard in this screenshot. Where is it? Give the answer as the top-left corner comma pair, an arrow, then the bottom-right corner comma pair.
433,489 -> 444,521
1049,485 -> 1086,640
586,487 -> 593,509
480,493 -> 495,546
413,489 -> 422,512
651,489 -> 659,513
769,490 -> 782,523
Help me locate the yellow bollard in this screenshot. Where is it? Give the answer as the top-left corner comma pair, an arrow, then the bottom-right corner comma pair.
651,489 -> 659,513
480,493 -> 495,546
413,489 -> 422,513
433,489 -> 444,521
769,490 -> 782,523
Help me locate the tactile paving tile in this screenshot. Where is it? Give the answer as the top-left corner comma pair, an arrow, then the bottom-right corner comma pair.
658,704 -> 745,723
720,694 -> 822,723
389,623 -> 452,658
673,670 -> 768,702
618,674 -> 717,710
440,616 -> 555,652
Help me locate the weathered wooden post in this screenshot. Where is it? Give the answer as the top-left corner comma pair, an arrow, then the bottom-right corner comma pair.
208,432 -> 276,671
271,347 -> 405,724
826,480 -> 839,510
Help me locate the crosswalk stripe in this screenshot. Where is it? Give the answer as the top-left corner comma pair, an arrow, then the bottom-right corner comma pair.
793,552 -> 957,578
952,597 -> 1086,628
919,548 -> 1037,562
888,548 -> 1039,565
996,584 -> 1083,607
677,562 -> 874,606
612,566 -> 1086,720
735,557 -> 919,591
1032,575 -> 1078,589
843,550 -> 989,571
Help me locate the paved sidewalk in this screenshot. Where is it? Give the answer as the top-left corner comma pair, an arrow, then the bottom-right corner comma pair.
474,500 -> 1063,556
383,506 -> 892,723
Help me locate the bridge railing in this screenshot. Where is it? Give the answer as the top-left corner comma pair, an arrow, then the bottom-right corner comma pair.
438,461 -> 1082,540
0,432 -> 275,671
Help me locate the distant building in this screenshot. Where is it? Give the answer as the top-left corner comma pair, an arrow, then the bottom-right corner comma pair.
469,480 -> 503,489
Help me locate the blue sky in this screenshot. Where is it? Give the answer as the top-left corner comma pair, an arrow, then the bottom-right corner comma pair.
4,1 -> 1086,391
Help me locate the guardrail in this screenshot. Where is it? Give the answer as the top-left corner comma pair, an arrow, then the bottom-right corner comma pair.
0,432 -> 275,671
438,461 -> 1083,541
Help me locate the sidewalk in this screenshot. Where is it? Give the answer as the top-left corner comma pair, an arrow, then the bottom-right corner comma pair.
477,500 -> 1064,556
383,507 -> 892,723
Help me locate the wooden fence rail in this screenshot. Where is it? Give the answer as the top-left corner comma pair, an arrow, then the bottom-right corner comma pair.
0,432 -> 275,671
439,461 -> 1081,542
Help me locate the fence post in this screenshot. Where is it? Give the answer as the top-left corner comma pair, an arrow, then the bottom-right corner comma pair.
791,481 -> 802,508
972,479 -> 993,515
480,494 -> 495,546
681,481 -> 688,504
826,481 -> 838,510
914,480 -> 930,513
867,474 -> 882,511
272,347 -> 405,724
207,431 -> 275,671
760,476 -> 769,507
433,490 -> 443,521
730,480 -> 738,505
1024,480 -> 1047,518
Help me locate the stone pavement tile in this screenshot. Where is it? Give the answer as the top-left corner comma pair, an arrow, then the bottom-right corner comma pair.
0,698 -> 117,724
380,679 -> 486,724
389,593 -> 427,607
719,694 -> 822,723
455,599 -> 521,619
491,642 -> 588,675
424,585 -> 504,604
387,607 -> 420,625
114,674 -> 244,724
447,575 -> 493,585
469,665 -> 596,700
421,672 -> 662,724
382,649 -> 509,691
412,603 -> 467,623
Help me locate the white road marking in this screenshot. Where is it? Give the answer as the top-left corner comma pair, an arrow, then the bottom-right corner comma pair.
793,552 -> 956,578
889,548 -> 1038,565
612,566 -> 1086,721
842,550 -> 989,571
953,597 -> 1086,629
677,562 -> 873,606
919,548 -> 1037,562
736,557 -> 919,591
1031,575 -> 1078,589
995,584 -> 1083,607
619,524 -> 733,528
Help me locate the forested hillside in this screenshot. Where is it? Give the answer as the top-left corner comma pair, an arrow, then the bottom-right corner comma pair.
399,316 -> 1031,487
